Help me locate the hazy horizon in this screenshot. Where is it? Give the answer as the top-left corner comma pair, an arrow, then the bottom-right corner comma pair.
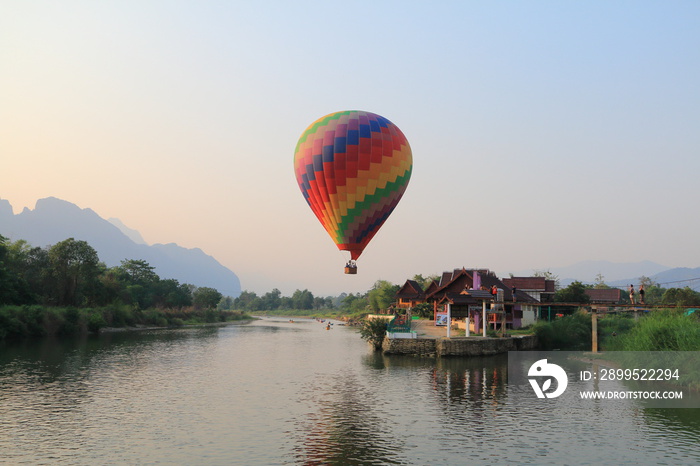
2,2 -> 698,296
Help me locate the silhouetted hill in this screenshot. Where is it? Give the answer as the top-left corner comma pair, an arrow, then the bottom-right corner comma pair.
549,260 -> 669,283
0,197 -> 241,297
609,267 -> 700,291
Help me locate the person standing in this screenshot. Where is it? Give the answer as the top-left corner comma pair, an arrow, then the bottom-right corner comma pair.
629,284 -> 636,304
639,284 -> 645,304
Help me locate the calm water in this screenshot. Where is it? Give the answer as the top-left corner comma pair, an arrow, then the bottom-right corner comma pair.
1,318 -> 699,465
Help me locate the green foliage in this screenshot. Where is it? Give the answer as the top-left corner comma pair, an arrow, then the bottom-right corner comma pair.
0,304 -> 252,340
0,236 -> 226,312
359,317 -> 388,351
193,287 -> 223,310
614,310 -> 700,351
661,287 -> 700,307
533,310 -> 591,350
597,314 -> 636,350
340,292 -> 369,314
291,289 -> 314,310
367,280 -> 400,312
410,274 -> 440,290
413,302 -> 433,318
48,238 -> 102,306
554,281 -> 590,304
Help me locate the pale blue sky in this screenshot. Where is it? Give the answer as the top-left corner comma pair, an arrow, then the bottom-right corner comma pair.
2,1 -> 699,295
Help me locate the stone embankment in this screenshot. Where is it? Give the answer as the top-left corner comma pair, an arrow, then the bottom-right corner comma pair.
382,319 -> 538,357
382,335 -> 538,357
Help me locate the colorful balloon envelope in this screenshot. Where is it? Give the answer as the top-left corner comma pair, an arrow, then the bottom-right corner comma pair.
294,110 -> 412,269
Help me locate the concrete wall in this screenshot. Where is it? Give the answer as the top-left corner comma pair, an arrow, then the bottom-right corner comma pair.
383,335 -> 538,357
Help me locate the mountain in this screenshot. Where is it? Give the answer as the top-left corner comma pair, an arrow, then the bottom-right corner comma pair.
610,267 -> 700,291
108,217 -> 148,245
510,260 -> 700,292
0,197 -> 241,297
546,260 -> 670,283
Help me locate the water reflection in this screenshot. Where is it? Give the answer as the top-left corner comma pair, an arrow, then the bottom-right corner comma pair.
1,322 -> 699,464
293,371 -> 405,465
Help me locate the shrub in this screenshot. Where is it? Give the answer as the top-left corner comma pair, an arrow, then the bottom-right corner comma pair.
533,310 -> 591,350
616,310 -> 700,351
359,317 -> 388,351
86,309 -> 107,333
169,318 -> 185,327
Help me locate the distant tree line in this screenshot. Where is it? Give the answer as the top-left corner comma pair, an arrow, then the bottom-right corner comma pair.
0,235 -> 223,310
233,280 -> 401,315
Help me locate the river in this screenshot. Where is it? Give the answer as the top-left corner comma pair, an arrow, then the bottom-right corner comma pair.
1,317 -> 698,465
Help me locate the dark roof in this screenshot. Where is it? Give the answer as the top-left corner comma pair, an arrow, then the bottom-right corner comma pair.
429,268 -> 473,298
585,288 -> 621,303
424,281 -> 439,295
502,277 -> 546,291
437,293 -> 479,305
396,279 -> 425,299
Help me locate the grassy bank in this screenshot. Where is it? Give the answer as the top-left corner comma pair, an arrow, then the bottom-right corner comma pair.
0,304 -> 251,341
533,308 -> 700,351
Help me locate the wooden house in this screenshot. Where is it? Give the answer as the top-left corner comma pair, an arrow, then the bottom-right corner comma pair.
395,280 -> 426,309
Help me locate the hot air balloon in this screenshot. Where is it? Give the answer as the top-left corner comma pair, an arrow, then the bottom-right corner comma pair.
294,110 -> 412,274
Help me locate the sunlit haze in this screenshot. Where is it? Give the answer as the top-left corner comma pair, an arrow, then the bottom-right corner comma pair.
2,1 -> 699,296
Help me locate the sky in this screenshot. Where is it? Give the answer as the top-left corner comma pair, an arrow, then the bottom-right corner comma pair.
2,1 -> 699,297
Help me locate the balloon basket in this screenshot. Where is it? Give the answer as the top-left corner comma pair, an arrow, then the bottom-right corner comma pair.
344,266 -> 357,275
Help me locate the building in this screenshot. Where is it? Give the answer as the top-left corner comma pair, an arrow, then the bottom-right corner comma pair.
424,268 -> 539,331
395,280 -> 426,309
501,277 -> 556,303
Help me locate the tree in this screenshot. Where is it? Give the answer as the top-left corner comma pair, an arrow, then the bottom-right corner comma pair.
291,289 -> 314,310
534,269 -> 560,290
368,280 -> 399,312
117,259 -> 159,285
261,288 -> 282,310
155,278 -> 192,308
234,290 -> 260,311
341,292 -> 369,314
411,274 -> 440,290
413,302 -> 433,318
638,276 -> 657,288
193,287 -> 223,310
48,238 -> 101,306
0,238 -> 48,305
114,259 -> 161,308
554,281 -> 590,304
0,235 -> 15,304
661,287 -> 700,307
593,273 -> 609,289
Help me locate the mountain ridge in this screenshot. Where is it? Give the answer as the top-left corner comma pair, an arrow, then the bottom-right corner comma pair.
0,197 -> 241,297
509,260 -> 699,291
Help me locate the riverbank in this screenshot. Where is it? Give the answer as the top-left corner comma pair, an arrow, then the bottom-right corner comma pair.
0,304 -> 253,341
98,318 -> 256,334
383,319 -> 538,357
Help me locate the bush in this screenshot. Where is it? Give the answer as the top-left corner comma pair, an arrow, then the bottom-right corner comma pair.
169,318 -> 185,327
616,310 -> 700,351
359,317 -> 388,351
533,310 -> 591,350
86,309 -> 107,333
598,314 -> 636,351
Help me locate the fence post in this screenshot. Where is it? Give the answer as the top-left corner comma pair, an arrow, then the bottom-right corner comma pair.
591,307 -> 598,353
